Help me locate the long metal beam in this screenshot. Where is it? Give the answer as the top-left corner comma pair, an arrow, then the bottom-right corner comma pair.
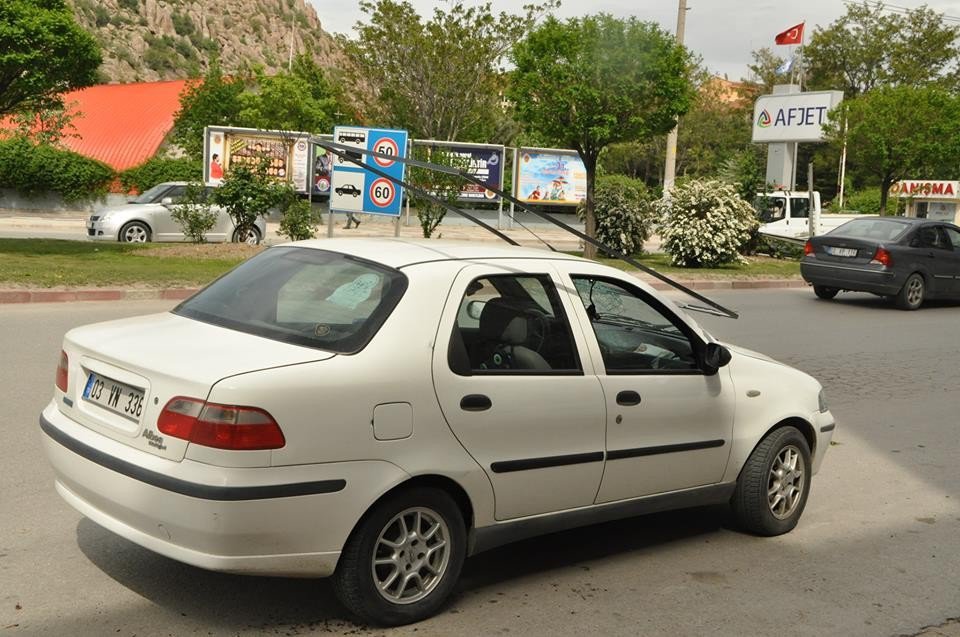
314,138 -> 739,319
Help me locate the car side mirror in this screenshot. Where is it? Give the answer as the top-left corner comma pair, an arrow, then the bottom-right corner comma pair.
160,197 -> 174,206
702,342 -> 732,376
466,300 -> 486,321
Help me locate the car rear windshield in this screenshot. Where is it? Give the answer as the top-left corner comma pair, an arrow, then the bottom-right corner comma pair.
829,218 -> 910,242
174,247 -> 408,354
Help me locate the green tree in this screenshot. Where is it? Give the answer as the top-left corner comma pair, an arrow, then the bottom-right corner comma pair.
237,65 -> 337,133
0,0 -> 101,116
510,14 -> 696,259
170,182 -> 218,243
408,146 -> 471,238
212,158 -> 288,242
823,86 -> 960,212
171,59 -> 246,159
805,2 -> 959,96
344,0 -> 554,141
745,47 -> 791,93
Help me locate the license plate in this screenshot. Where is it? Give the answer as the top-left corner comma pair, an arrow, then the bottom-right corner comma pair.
826,246 -> 858,257
82,372 -> 145,423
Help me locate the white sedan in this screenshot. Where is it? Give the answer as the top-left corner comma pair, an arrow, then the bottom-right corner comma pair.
41,239 -> 835,626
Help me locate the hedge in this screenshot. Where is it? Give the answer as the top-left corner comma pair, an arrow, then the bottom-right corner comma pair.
0,136 -> 114,202
118,156 -> 203,193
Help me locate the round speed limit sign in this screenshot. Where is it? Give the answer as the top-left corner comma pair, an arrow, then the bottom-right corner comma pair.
369,178 -> 396,208
372,138 -> 399,167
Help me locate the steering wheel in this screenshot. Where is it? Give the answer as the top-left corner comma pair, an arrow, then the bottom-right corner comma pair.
524,308 -> 550,352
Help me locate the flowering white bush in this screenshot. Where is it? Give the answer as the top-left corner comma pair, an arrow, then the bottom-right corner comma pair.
577,175 -> 656,256
656,179 -> 759,268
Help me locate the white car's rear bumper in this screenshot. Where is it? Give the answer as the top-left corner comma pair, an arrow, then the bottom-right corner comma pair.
40,400 -> 407,577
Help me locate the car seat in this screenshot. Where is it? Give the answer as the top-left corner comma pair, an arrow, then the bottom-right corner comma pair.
476,298 -> 551,371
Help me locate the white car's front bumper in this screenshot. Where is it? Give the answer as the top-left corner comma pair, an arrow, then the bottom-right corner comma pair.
86,217 -> 121,241
40,400 -> 407,577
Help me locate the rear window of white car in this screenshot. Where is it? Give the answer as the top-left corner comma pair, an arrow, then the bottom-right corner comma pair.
829,218 -> 910,241
174,247 -> 408,353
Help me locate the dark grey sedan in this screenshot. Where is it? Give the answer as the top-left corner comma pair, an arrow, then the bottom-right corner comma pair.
801,217 -> 960,310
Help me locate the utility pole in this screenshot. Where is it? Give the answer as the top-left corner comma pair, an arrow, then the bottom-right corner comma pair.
662,0 -> 688,192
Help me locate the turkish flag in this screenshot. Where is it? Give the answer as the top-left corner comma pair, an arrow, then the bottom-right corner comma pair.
775,22 -> 804,45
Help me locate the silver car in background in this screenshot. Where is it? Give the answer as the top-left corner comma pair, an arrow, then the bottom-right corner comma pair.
86,182 -> 266,244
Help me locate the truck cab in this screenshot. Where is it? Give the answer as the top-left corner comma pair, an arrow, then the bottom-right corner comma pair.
756,191 -> 820,239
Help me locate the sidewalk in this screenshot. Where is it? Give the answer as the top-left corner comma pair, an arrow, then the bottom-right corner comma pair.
0,213 -> 806,304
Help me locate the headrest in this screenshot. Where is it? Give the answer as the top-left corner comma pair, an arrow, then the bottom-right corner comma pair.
500,316 -> 527,345
479,297 -> 526,342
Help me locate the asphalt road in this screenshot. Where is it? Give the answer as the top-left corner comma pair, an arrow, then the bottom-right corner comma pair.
2,289 -> 959,636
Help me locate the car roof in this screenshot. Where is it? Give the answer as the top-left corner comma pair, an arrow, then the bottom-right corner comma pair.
278,238 -> 591,269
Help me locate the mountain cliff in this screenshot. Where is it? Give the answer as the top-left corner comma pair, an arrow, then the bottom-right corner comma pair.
69,0 -> 345,83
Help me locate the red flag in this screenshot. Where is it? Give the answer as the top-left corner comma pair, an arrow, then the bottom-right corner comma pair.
775,22 -> 804,45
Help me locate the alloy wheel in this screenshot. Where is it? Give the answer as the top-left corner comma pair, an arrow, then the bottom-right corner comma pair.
371,507 -> 450,605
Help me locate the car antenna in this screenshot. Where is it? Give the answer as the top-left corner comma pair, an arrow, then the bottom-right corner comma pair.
315,139 -> 738,319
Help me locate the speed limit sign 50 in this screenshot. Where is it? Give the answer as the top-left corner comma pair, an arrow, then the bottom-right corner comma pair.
372,138 -> 399,167
369,178 -> 396,207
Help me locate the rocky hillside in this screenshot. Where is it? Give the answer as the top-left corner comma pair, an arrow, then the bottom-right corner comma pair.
69,0 -> 345,83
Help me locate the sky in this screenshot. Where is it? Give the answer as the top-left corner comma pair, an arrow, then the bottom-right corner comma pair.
309,0 -> 960,80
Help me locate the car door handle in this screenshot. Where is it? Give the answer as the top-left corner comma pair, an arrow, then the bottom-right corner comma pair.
460,394 -> 492,412
616,390 -> 642,406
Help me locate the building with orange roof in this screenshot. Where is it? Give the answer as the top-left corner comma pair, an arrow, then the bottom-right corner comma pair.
55,79 -> 189,172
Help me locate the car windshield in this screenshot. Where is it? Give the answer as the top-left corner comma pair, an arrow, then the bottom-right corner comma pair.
174,247 -> 408,354
829,218 -> 910,241
131,184 -> 171,204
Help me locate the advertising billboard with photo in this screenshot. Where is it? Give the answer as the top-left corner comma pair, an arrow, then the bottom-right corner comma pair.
204,126 -> 312,193
414,141 -> 505,202
514,148 -> 587,206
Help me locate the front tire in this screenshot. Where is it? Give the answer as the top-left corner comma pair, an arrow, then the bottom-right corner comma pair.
333,488 -> 466,626
231,226 -> 261,245
119,221 -> 151,243
731,426 -> 811,536
895,273 -> 924,310
813,285 -> 839,300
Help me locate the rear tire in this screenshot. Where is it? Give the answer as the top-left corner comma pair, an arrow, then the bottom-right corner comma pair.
895,273 -> 924,310
231,226 -> 261,245
731,426 -> 811,536
333,488 -> 466,626
813,285 -> 839,300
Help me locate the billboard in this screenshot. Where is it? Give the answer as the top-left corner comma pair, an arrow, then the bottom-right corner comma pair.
751,91 -> 844,143
204,126 -> 312,193
311,134 -> 334,196
514,148 -> 587,206
414,141 -> 505,202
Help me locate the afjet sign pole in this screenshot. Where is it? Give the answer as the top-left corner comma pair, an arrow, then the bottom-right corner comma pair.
330,126 -> 409,217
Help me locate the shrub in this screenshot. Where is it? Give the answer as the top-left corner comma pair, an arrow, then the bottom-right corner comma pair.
278,197 -> 320,241
409,147 -> 470,238
0,136 -> 113,202
841,187 -> 884,214
119,156 -> 202,193
577,175 -> 655,256
212,158 -> 288,238
656,179 -> 758,268
170,182 -> 218,243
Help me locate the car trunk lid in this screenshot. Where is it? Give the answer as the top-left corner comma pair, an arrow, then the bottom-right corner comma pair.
809,236 -> 882,266
58,312 -> 334,461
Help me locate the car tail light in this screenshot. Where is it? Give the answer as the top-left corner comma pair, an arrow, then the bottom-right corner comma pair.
870,247 -> 893,267
56,351 -> 68,392
158,396 -> 285,450
804,241 -> 814,256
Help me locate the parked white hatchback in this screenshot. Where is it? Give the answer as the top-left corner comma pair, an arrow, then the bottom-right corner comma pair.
41,239 -> 835,626
87,181 -> 266,244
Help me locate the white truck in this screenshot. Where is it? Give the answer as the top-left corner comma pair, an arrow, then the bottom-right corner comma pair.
756,191 -> 873,240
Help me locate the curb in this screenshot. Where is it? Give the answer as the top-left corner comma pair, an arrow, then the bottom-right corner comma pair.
0,279 -> 807,304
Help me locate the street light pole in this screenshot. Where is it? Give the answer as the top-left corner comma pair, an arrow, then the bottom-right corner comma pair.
662,0 -> 688,193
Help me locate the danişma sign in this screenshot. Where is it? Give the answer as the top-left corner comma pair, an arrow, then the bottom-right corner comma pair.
751,91 -> 844,143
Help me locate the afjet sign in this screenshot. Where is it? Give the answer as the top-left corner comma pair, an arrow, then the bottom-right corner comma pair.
751,91 -> 844,143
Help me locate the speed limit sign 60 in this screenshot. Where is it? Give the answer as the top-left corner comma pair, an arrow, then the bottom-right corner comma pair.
372,138 -> 399,167
369,178 -> 396,207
